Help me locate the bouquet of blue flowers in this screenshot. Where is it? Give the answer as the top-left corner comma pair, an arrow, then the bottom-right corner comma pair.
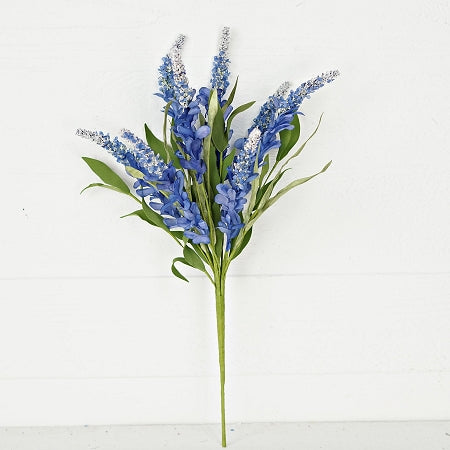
77,27 -> 339,447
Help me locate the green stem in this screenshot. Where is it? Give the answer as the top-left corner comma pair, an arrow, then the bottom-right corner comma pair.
214,270 -> 227,447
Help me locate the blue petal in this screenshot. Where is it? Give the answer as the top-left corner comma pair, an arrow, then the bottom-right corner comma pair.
195,125 -> 211,139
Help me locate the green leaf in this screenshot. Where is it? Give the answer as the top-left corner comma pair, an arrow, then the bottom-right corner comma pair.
163,101 -> 177,164
212,200 -> 224,256
141,199 -> 165,228
170,230 -> 185,240
212,105 -> 229,152
222,76 -> 238,111
215,227 -> 224,256
122,207 -> 184,240
206,89 -> 221,194
255,168 -> 290,209
161,130 -> 181,169
258,154 -> 270,188
144,123 -> 167,161
80,183 -> 128,196
125,166 -> 146,180
191,243 -> 210,264
121,209 -> 150,222
172,257 -> 189,282
263,161 -> 332,212
226,101 -> 255,129
221,148 -> 236,181
203,91 -> 219,190
183,246 -> 206,272
82,157 -> 130,194
276,114 -> 301,162
231,227 -> 253,260
281,114 -> 323,170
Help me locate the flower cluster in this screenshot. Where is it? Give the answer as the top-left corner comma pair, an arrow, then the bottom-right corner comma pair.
78,28 -> 339,252
215,128 -> 262,250
76,128 -> 210,244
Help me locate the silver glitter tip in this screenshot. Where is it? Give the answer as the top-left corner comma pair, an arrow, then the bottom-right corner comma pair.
274,81 -> 291,98
322,70 -> 340,81
76,128 -> 106,146
244,127 -> 262,151
219,26 -> 230,53
172,34 -> 186,51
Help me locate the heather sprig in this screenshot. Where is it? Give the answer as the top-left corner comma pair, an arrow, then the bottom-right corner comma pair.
77,28 -> 339,448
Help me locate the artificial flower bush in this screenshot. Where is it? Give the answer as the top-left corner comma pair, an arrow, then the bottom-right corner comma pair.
77,27 -> 339,447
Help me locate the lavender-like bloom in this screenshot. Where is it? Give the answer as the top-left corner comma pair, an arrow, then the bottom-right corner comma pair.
120,129 -> 168,180
214,128 -> 262,251
211,26 -> 231,101
283,70 -> 340,114
157,55 -> 174,102
252,81 -> 291,133
274,81 -> 291,98
215,184 -> 247,251
76,128 -> 128,162
249,70 -> 339,164
169,34 -> 195,108
230,127 -> 262,192
76,128 -> 168,181
77,128 -> 210,244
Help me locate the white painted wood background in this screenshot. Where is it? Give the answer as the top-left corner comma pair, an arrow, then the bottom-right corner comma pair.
1,0 -> 449,426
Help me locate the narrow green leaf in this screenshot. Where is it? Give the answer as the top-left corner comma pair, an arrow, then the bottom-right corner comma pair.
278,129 -> 292,159
120,209 -> 150,222
183,246 -> 206,272
171,230 -> 185,240
144,123 -> 167,161
172,257 -> 189,282
221,148 -> 236,181
206,89 -> 221,194
258,154 -> 270,188
141,199 -> 165,228
125,166 -> 146,180
123,208 -> 184,240
212,105 -> 229,152
192,243 -> 210,264
276,114 -> 301,162
226,101 -> 255,129
169,131 -> 182,168
80,183 -> 127,196
255,168 -> 290,209
215,228 -> 224,256
82,157 -> 130,194
231,227 -> 253,260
207,90 -> 219,127
163,101 -> 173,163
203,90 -> 219,194
213,200 -> 224,256
281,114 -> 323,170
263,161 -> 332,212
222,76 -> 238,111
166,136 -> 182,169
120,209 -> 184,240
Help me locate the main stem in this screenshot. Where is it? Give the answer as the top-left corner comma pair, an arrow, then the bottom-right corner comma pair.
214,270 -> 226,447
